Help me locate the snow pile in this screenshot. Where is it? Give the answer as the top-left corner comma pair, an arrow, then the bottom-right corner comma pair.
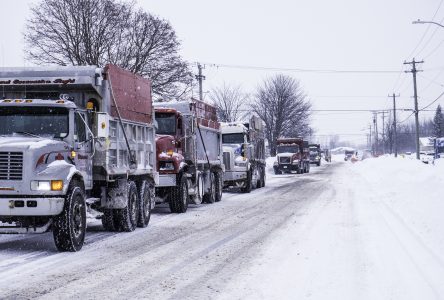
352,156 -> 444,255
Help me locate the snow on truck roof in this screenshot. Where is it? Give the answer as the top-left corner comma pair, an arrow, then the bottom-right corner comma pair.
0,98 -> 77,109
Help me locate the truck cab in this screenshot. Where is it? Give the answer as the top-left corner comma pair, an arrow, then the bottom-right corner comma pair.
308,144 -> 322,166
221,120 -> 266,193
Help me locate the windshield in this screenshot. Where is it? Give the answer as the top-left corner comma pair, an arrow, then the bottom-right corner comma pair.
156,112 -> 176,135
0,106 -> 69,138
277,145 -> 299,154
222,133 -> 244,144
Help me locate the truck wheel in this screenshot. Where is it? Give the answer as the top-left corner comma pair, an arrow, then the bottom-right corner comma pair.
274,169 -> 282,175
317,161 -> 321,167
203,172 -> 216,203
260,167 -> 266,187
214,171 -> 223,202
53,181 -> 86,252
137,180 -> 152,228
241,170 -> 252,193
169,175 -> 188,213
102,209 -> 119,232
115,181 -> 139,232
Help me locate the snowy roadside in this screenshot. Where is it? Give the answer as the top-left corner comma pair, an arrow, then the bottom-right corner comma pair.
219,157 -> 444,300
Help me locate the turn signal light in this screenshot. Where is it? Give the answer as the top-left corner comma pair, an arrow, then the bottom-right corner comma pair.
51,180 -> 63,191
167,149 -> 174,156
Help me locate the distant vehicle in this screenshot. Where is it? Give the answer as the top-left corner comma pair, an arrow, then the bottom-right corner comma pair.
323,149 -> 332,162
153,99 -> 224,212
308,144 -> 322,166
344,150 -> 355,161
420,151 -> 435,164
273,138 -> 310,174
0,65 -> 157,251
435,137 -> 444,159
221,116 -> 266,193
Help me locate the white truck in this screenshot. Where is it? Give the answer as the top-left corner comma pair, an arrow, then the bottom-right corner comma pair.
222,116 -> 266,193
0,65 -> 157,251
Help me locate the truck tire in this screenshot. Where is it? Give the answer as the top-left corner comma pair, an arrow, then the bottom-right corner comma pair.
214,171 -> 223,202
169,175 -> 188,213
241,170 -> 252,193
115,181 -> 139,232
203,172 -> 216,203
260,166 -> 266,187
317,161 -> 321,167
53,180 -> 86,252
137,180 -> 152,228
274,168 -> 282,175
102,209 -> 119,232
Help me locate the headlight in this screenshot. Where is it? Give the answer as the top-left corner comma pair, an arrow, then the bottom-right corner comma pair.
31,180 -> 63,191
292,160 -> 299,165
273,161 -> 278,166
316,156 -> 320,159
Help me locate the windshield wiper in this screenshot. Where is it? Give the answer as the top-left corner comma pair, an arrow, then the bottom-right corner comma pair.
13,131 -> 41,138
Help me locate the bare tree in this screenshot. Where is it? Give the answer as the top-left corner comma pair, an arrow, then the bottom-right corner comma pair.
252,74 -> 311,156
24,0 -> 192,98
210,83 -> 248,122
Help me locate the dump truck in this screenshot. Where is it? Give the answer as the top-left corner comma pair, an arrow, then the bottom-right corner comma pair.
308,143 -> 322,166
221,116 -> 266,193
0,65 -> 157,251
273,138 -> 310,174
153,99 -> 224,213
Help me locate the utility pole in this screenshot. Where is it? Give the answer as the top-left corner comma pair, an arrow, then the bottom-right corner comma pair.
381,111 -> 386,154
195,63 -> 206,101
389,93 -> 400,157
369,124 -> 372,152
404,59 -> 424,160
373,112 -> 378,155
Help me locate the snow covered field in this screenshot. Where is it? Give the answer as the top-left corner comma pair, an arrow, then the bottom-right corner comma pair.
1,156 -> 443,299
221,156 -> 444,300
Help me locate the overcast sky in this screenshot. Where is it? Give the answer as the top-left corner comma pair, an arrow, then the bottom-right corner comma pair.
1,0 -> 443,146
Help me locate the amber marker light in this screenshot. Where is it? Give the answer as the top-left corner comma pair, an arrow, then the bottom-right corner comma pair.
51,180 -> 64,191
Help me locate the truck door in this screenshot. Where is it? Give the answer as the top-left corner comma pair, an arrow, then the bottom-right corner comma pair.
74,111 -> 93,190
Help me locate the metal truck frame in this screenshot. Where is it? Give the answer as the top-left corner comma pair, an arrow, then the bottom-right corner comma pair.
0,65 -> 157,251
153,99 -> 224,213
221,116 -> 266,193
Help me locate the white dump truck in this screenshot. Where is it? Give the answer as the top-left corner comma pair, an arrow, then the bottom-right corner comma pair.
0,65 -> 157,251
222,116 -> 266,193
153,99 -> 224,213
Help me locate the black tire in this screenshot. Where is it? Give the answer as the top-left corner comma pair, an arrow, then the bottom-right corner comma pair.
214,171 -> 223,202
169,175 -> 188,213
137,181 -> 152,228
317,161 -> 321,167
203,172 -> 216,203
115,181 -> 139,232
53,180 -> 86,252
240,170 -> 252,193
260,166 -> 266,187
101,209 -> 119,232
274,169 -> 281,175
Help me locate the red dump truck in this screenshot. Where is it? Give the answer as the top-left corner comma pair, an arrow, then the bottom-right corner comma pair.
273,138 -> 310,174
153,99 -> 224,213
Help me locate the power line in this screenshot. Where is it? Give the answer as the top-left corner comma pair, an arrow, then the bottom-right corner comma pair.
420,89 -> 444,110
202,62 -> 401,74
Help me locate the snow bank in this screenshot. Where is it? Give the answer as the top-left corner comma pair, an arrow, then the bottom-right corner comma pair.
352,156 -> 444,255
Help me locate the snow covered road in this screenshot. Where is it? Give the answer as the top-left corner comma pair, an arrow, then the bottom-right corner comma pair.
1,159 -> 443,300
0,162 -> 333,299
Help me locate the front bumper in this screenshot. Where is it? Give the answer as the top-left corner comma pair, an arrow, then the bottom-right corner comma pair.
274,164 -> 299,172
223,170 -> 248,184
0,197 -> 65,216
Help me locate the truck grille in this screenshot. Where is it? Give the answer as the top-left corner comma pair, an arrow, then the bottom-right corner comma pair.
279,157 -> 291,164
223,152 -> 231,171
0,152 -> 23,180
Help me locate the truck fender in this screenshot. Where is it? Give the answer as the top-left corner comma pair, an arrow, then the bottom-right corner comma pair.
37,161 -> 83,195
